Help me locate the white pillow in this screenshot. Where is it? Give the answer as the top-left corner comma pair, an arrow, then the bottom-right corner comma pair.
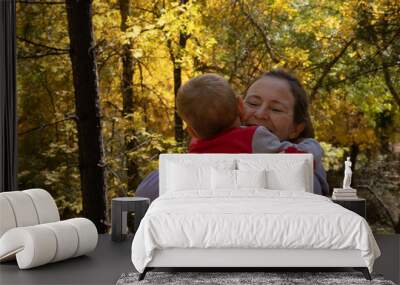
237,159 -> 308,192
166,159 -> 236,193
211,168 -> 268,190
167,162 -> 211,191
211,168 -> 236,190
266,167 -> 306,192
236,169 -> 267,188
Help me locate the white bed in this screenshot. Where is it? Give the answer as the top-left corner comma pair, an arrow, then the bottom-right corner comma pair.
131,154 -> 380,280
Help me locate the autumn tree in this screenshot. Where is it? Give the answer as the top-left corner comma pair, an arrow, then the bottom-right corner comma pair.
65,0 -> 107,233
162,0 -> 190,143
118,0 -> 140,193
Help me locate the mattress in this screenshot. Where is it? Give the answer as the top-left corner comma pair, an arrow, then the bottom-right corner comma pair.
131,190 -> 380,273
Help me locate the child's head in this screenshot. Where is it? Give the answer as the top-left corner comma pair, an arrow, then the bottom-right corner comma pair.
177,74 -> 241,139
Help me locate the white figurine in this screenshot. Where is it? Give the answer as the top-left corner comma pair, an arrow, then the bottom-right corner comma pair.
342,157 -> 353,189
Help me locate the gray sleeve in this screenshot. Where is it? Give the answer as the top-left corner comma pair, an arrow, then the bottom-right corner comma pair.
293,138 -> 323,160
252,127 -> 324,156
296,139 -> 329,196
252,126 -> 292,153
313,161 -> 330,196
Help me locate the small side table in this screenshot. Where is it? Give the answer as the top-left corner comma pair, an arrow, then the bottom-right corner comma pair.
112,197 -> 150,241
331,197 -> 366,218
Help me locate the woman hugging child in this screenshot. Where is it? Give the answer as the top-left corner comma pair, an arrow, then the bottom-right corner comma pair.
136,71 -> 329,199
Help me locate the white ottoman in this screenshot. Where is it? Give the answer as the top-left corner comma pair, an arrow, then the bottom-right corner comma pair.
0,189 -> 98,269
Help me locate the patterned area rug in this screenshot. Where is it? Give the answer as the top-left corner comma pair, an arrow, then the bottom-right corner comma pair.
116,271 -> 395,285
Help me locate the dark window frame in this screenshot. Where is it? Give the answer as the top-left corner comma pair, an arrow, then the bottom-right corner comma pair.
0,0 -> 17,192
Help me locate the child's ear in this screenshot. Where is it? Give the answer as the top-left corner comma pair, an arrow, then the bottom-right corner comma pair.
237,97 -> 245,120
187,126 -> 200,139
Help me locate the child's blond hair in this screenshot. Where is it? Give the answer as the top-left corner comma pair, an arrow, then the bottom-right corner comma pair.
176,74 -> 238,139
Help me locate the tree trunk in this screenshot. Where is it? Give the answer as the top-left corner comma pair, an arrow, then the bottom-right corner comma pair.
349,144 -> 359,171
119,0 -> 140,193
65,0 -> 107,233
173,0 -> 188,144
173,57 -> 184,143
395,220 -> 400,234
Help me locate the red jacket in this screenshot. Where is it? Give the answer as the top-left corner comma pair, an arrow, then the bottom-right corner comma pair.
189,126 -> 258,153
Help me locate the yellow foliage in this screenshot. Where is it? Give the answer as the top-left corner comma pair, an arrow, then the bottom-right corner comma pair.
15,0 -> 400,219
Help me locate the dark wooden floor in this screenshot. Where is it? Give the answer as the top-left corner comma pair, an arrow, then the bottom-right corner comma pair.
0,235 -> 134,285
0,234 -> 399,285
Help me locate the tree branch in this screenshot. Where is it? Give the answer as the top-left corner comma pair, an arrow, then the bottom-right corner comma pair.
18,115 -> 77,136
309,38 -> 354,102
376,24 -> 400,107
132,5 -> 159,15
17,0 -> 64,4
236,0 -> 279,63
360,184 -> 397,230
17,36 -> 70,52
98,50 -> 120,73
17,51 -> 69,59
322,62 -> 400,89
321,28 -> 400,90
382,62 -> 400,107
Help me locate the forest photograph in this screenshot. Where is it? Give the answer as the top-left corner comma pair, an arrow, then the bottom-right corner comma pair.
14,0 -> 400,235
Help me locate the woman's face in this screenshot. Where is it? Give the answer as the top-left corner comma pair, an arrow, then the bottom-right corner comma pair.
243,76 -> 303,140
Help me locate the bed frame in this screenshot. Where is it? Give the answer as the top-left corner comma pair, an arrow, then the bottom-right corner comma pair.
139,248 -> 370,280
138,154 -> 372,281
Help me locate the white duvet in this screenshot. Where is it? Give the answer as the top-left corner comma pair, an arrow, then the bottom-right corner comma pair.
131,190 -> 380,273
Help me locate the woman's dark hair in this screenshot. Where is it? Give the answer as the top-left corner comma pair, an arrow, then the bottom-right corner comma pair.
249,69 -> 315,140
